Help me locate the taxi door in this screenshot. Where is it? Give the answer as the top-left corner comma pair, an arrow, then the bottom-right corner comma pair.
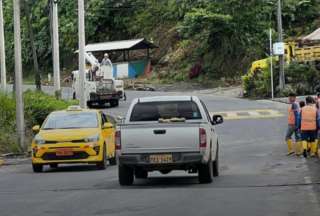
100,112 -> 115,158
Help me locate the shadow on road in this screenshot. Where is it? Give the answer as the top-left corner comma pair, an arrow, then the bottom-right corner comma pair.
45,164 -> 102,173
132,176 -> 199,187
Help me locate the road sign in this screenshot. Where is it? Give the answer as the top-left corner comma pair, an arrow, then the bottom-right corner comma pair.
273,42 -> 285,56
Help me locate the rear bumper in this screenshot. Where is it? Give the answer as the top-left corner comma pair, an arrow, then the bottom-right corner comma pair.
89,92 -> 119,102
118,152 -> 203,169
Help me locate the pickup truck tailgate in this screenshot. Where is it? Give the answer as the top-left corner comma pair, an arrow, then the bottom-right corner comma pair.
121,123 -> 200,154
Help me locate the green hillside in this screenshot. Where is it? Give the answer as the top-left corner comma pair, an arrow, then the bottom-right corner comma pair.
2,0 -> 319,83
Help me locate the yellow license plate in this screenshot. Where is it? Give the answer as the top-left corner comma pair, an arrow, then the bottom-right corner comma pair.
149,154 -> 173,164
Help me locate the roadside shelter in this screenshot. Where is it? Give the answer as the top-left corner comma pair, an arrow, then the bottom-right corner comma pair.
84,38 -> 157,79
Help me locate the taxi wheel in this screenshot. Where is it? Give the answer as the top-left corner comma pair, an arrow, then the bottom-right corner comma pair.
32,164 -> 43,173
96,144 -> 107,170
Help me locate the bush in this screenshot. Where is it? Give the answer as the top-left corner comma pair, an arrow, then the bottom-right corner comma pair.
242,62 -> 320,98
0,90 -> 77,153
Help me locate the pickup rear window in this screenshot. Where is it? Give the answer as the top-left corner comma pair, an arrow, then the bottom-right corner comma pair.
130,101 -> 202,121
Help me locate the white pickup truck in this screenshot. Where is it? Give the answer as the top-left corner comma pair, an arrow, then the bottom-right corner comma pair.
116,96 -> 223,185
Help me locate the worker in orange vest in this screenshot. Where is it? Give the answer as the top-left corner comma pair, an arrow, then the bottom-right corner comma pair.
286,93 -> 301,155
300,96 -> 320,158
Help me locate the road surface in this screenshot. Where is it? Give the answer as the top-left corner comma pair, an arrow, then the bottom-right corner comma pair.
1,90 -> 320,216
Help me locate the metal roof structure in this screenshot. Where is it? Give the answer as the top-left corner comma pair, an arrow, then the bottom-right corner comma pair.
84,38 -> 157,52
303,28 -> 320,41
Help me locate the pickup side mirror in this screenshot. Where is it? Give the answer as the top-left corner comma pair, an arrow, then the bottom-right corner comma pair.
32,125 -> 40,132
212,115 -> 224,125
103,122 -> 114,129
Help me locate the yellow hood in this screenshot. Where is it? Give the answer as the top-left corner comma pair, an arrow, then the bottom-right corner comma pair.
39,128 -> 99,142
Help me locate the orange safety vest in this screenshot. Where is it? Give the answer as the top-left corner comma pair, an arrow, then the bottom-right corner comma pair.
301,105 -> 317,131
288,102 -> 299,125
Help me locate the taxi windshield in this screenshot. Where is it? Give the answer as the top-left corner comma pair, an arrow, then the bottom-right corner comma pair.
42,112 -> 98,130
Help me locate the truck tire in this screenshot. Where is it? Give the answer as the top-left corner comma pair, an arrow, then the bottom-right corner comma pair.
110,100 -> 119,107
198,158 -> 213,184
212,146 -> 219,177
135,169 -> 148,179
87,101 -> 93,108
96,144 -> 107,170
109,156 -> 117,165
119,165 -> 134,186
32,164 -> 43,173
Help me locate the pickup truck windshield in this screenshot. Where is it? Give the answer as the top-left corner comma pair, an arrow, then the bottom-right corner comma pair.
130,101 -> 202,121
42,112 -> 98,129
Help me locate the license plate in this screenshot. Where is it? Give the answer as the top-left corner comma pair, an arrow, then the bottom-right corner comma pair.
56,148 -> 74,156
149,154 -> 173,164
100,95 -> 111,100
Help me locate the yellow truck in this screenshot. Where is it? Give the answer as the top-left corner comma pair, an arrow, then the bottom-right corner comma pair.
249,41 -> 320,74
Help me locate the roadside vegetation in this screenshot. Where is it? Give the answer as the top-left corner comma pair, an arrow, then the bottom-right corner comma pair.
1,0 -> 319,86
0,91 -> 76,153
242,62 -> 320,98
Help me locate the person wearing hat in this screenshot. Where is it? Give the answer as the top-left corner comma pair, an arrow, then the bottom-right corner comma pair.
100,53 -> 113,79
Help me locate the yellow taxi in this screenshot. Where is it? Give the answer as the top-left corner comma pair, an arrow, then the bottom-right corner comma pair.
31,106 -> 116,172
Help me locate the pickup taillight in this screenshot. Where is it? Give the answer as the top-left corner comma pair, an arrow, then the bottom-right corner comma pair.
115,130 -> 121,150
199,128 -> 207,148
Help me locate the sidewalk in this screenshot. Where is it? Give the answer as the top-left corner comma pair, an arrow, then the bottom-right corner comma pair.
271,96 -> 309,104
0,155 -> 30,167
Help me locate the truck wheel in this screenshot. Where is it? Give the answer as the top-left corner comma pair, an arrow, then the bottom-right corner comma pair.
109,157 -> 117,165
198,158 -> 213,184
96,144 -> 107,170
213,147 -> 219,177
87,101 -> 93,108
119,165 -> 134,186
135,169 -> 148,179
32,164 -> 43,173
110,100 -> 119,107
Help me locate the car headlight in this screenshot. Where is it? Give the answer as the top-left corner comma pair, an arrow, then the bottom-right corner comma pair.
84,134 -> 100,143
34,134 -> 45,145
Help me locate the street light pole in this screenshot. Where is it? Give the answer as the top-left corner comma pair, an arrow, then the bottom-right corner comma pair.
78,0 -> 86,108
277,0 -> 285,90
52,0 -> 60,92
13,0 -> 25,149
269,28 -> 274,100
0,0 -> 6,91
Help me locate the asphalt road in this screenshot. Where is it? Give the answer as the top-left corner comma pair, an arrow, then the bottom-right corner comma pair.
1,90 -> 320,216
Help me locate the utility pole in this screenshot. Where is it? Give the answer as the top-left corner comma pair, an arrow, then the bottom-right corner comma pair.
269,28 -> 274,99
52,0 -> 60,92
13,0 -> 25,149
78,0 -> 86,108
277,0 -> 285,90
0,0 -> 6,91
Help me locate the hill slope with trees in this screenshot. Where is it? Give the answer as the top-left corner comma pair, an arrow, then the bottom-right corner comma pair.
1,0 -> 319,84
